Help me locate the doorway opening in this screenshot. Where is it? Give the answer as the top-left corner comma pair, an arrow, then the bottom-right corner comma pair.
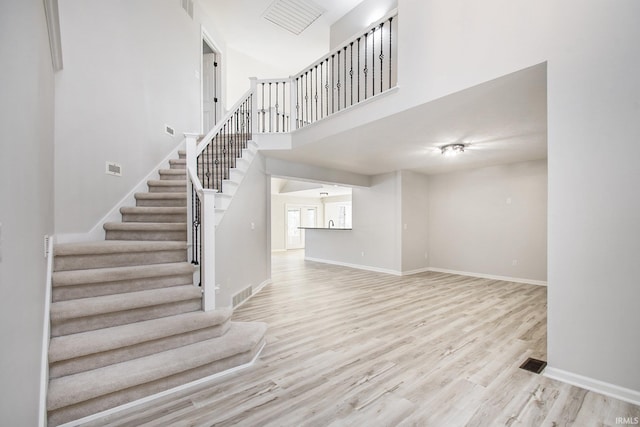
201,34 -> 221,134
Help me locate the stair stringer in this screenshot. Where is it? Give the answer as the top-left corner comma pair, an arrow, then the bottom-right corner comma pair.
214,140 -> 259,227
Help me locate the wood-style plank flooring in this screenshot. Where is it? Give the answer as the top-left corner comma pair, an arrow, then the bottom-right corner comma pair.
84,250 -> 639,426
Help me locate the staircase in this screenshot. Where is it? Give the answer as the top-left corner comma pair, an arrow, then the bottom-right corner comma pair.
47,149 -> 266,426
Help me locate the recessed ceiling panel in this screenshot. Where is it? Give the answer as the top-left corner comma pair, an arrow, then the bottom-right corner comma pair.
263,0 -> 326,35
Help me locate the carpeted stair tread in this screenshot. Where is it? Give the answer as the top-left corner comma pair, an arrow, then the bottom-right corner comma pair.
53,241 -> 188,272
54,240 -> 187,256
120,206 -> 186,215
47,321 -> 267,411
50,285 -> 202,322
52,262 -> 194,288
146,179 -> 186,186
134,192 -> 187,200
49,309 -> 232,363
104,222 -> 186,231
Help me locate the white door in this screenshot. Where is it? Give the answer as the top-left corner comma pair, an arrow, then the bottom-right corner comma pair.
286,206 -> 317,249
286,208 -> 303,249
202,51 -> 217,133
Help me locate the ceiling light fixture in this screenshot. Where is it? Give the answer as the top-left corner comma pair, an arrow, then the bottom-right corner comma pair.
441,143 -> 465,157
320,192 -> 329,197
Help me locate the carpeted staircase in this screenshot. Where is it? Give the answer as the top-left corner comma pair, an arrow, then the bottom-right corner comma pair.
47,150 -> 266,426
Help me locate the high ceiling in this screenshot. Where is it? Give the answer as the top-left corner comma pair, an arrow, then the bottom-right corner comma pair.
199,0 -> 365,75
263,63 -> 548,176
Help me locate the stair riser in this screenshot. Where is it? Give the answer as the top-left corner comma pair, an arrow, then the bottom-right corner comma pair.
49,322 -> 230,379
52,273 -> 194,302
105,230 -> 187,241
54,250 -> 187,272
50,299 -> 202,337
122,213 -> 186,223
47,344 -> 261,427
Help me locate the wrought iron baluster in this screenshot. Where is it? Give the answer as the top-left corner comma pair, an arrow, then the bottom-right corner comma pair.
357,38 -> 361,103
331,54 -> 335,114
314,66 -> 318,122
371,26 -> 376,96
364,33 -> 368,100
276,82 -> 280,132
343,46 -> 347,108
337,51 -> 341,111
349,42 -> 354,107
325,58 -> 329,117
267,82 -> 272,133
389,17 -> 393,89
261,83 -> 265,133
379,22 -> 384,93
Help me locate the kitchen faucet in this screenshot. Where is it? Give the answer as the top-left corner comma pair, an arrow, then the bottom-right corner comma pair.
328,220 -> 335,228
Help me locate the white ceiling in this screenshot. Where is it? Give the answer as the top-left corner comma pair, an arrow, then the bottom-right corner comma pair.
263,63 -> 548,176
200,0 -> 365,75
272,177 -> 352,198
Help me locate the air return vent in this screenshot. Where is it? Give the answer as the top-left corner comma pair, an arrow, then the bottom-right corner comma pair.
232,286 -> 253,308
519,357 -> 547,374
105,161 -> 122,177
263,0 -> 325,35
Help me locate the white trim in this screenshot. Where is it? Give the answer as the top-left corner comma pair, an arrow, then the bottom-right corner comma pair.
44,0 -> 63,71
305,256 -> 401,276
56,141 -> 184,243
38,235 -> 55,427
200,27 -> 223,134
402,267 -> 431,276
544,366 -> 640,406
427,267 -> 547,286
301,258 -> 547,285
57,341 -> 266,427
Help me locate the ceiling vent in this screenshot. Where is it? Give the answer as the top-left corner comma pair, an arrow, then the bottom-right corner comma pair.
263,0 -> 326,35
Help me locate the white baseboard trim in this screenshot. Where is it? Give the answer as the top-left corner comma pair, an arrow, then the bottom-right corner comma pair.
402,267 -> 431,276
58,341 -> 267,427
544,366 -> 640,406
304,256 -> 402,276
56,141 -> 185,244
427,267 -> 547,286
38,235 -> 55,427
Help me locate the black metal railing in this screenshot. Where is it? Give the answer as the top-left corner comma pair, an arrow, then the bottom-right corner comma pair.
197,94 -> 252,192
190,185 -> 201,276
294,12 -> 397,129
255,79 -> 292,133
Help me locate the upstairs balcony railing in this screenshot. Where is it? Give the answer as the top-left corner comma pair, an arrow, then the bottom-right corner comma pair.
254,9 -> 398,133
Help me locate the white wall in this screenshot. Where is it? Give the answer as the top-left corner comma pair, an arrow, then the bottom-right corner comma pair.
428,161 -> 547,282
330,0 -> 398,49
54,0 -> 220,234
215,154 -> 270,308
343,0 -> 640,395
305,172 -> 401,273
400,170 -> 429,273
0,0 -> 55,424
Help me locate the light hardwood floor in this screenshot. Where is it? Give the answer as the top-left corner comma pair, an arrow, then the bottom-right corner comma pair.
84,251 -> 639,426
